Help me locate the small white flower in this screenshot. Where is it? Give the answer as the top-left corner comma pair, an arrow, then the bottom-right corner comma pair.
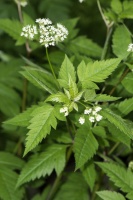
79,117 -> 85,124
20,25 -> 38,40
60,107 -> 68,116
94,106 -> 102,112
84,108 -> 92,114
127,43 -> 133,52
60,108 -> 65,113
92,110 -> 97,115
64,111 -> 69,116
63,107 -> 68,112
95,114 -> 103,122
89,116 -> 95,123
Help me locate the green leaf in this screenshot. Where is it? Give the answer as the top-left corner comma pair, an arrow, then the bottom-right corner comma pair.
92,126 -> 106,138
68,76 -> 78,99
54,173 -> 89,200
96,162 -> 133,193
107,122 -> 131,148
81,160 -> 96,191
58,55 -> 76,88
77,60 -> 89,82
0,83 -> 21,117
0,19 -> 22,40
67,36 -> 102,58
111,0 -> 122,14
122,72 -> 133,94
4,105 -> 37,127
46,92 -> 69,103
83,58 -> 121,83
112,26 -> 131,58
97,191 -> 126,200
101,108 -> 133,139
24,104 -> 65,155
91,94 -> 120,102
117,98 -> 133,116
0,167 -> 24,200
17,144 -> 67,187
74,127 -> 98,170
0,152 -> 25,170
77,61 -> 99,89
84,89 -> 96,102
126,191 -> 133,200
21,67 -> 58,94
120,9 -> 133,19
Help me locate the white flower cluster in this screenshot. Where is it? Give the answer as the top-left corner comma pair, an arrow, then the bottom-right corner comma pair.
79,106 -> 103,125
127,43 -> 133,52
60,106 -> 69,116
20,18 -> 68,48
21,25 -> 38,39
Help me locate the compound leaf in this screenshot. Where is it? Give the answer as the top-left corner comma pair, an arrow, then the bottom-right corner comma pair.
17,144 -> 67,187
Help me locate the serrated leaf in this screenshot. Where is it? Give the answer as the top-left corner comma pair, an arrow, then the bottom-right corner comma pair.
0,19 -> 22,40
17,144 -> 67,187
96,162 -> 133,193
77,60 -> 89,82
97,191 -> 126,200
84,89 -> 96,101
111,0 -> 122,14
82,160 -> 96,191
112,26 -> 131,58
24,104 -> 65,155
54,173 -> 89,200
68,36 -> 102,58
74,91 -> 84,102
107,122 -> 130,148
91,94 -> 120,102
68,76 -> 78,99
0,167 -> 24,200
101,108 -> 133,139
86,58 -> 121,83
120,9 -> 133,19
0,152 -> 25,170
82,80 -> 99,90
58,55 -> 76,88
21,67 -> 58,94
122,72 -> 133,94
46,92 -> 69,104
118,98 -> 133,116
4,105 -> 37,127
74,127 -> 98,170
77,61 -> 99,89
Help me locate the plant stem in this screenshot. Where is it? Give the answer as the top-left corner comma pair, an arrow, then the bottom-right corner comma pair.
17,1 -> 23,23
46,145 -> 73,200
109,67 -> 129,96
46,48 -> 57,80
97,0 -> 114,60
108,142 -> 120,155
101,27 -> 113,60
66,118 -> 74,141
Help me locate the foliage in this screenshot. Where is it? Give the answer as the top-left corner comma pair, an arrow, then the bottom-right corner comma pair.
1,0 -> 133,199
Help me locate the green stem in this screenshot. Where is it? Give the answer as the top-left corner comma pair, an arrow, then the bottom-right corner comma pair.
101,27 -> 113,60
108,142 -> 120,155
109,67 -> 129,96
46,145 -> 73,200
46,48 -> 57,80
